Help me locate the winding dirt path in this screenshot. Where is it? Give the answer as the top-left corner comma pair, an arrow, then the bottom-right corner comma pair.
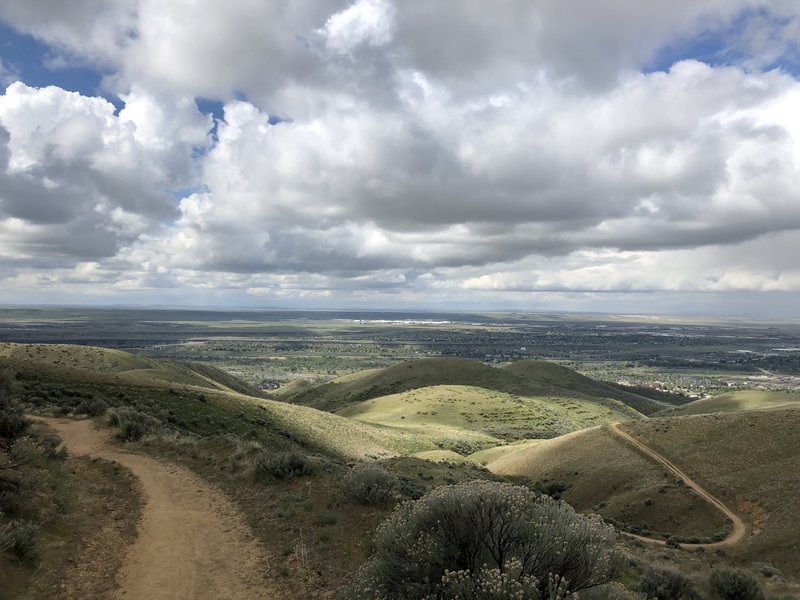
609,422 -> 746,548
36,417 -> 272,600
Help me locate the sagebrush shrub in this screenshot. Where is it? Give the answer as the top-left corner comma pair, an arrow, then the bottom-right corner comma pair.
342,465 -> 399,505
0,367 -> 28,438
0,406 -> 28,439
78,398 -> 108,416
350,480 -> 621,599
254,450 -> 315,481
638,563 -> 701,600
107,407 -> 163,441
708,569 -> 765,600
0,520 -> 40,564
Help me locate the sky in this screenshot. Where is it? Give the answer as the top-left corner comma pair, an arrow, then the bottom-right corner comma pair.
0,1 -> 799,317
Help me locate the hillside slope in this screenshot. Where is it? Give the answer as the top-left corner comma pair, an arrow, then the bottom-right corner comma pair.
477,411 -> 800,578
338,384 -> 642,442
289,357 -> 663,415
503,360 -> 667,415
3,345 -> 456,460
658,390 -> 800,416
472,426 -> 727,542
0,342 -> 263,396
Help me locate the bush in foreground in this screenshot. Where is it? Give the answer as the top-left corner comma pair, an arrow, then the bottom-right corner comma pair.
638,563 -> 701,600
708,569 -> 765,600
107,407 -> 163,441
0,520 -> 40,564
350,480 -> 621,599
0,365 -> 28,440
342,465 -> 399,505
254,450 -> 315,481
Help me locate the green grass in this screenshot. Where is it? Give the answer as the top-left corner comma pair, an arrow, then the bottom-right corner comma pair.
289,357 -> 664,416
627,411 -> 800,578
0,422 -> 141,599
504,360 -> 669,414
660,390 -> 800,416
0,342 -> 264,396
8,352 -> 455,460
337,384 -> 641,442
472,426 -> 730,541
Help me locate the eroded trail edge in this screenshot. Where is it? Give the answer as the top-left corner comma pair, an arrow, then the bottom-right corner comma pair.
36,417 -> 271,600
609,422 -> 747,548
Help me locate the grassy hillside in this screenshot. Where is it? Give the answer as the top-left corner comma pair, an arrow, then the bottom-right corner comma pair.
271,379 -> 315,397
0,342 -> 263,396
3,348 -> 506,597
660,389 -> 800,416
289,357 -> 664,415
1,347 -> 460,461
477,411 -> 800,578
471,427 -> 729,542
337,384 -> 642,442
503,360 -> 668,415
627,411 -> 800,577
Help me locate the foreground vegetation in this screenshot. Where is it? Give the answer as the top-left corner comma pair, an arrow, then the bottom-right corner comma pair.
0,341 -> 798,598
0,365 -> 142,598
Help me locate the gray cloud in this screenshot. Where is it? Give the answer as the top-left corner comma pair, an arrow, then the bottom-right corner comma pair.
0,2 -> 799,309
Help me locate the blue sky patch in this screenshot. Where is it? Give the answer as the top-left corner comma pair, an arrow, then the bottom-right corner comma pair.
647,7 -> 800,76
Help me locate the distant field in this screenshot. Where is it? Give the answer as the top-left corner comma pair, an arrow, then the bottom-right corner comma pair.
337,384 -> 640,441
662,389 -> 800,416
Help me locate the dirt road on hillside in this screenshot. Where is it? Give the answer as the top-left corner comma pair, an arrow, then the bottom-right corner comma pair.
609,422 -> 746,547
37,418 -> 272,600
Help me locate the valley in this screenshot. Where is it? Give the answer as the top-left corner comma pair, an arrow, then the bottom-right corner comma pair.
1,309 -> 799,598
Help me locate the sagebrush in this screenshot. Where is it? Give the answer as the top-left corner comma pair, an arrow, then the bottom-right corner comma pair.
350,480 -> 621,599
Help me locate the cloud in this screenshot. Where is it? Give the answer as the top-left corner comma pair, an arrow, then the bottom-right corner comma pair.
320,0 -> 395,55
0,82 -> 210,262
0,2 -> 799,311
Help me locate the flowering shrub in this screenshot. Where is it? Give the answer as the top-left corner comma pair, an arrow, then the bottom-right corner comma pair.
350,480 -> 621,599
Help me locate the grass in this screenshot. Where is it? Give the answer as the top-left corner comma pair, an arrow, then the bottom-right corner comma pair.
660,390 -> 800,416
473,426 -> 729,541
627,410 -> 800,578
503,360 -> 670,414
8,342 -> 800,596
0,342 -> 263,396
0,422 -> 142,599
337,384 -> 641,442
290,357 -> 665,416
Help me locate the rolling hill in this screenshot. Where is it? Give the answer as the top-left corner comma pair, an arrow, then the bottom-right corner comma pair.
288,357 -> 666,415
475,410 -> 800,578
0,342 -> 264,397
337,384 -> 642,442
503,360 -> 668,415
658,389 -> 800,416
1,343 -> 467,460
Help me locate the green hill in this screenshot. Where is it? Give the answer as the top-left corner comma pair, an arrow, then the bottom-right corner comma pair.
288,358 -> 542,411
474,410 -> 800,578
0,342 -> 263,397
271,379 -> 316,397
658,389 -> 800,416
288,357 -> 663,415
503,360 -> 667,415
1,344 -> 463,460
337,384 -> 642,442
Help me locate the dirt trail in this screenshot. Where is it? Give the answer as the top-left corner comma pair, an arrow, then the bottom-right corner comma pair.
609,422 -> 747,548
36,417 -> 272,600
